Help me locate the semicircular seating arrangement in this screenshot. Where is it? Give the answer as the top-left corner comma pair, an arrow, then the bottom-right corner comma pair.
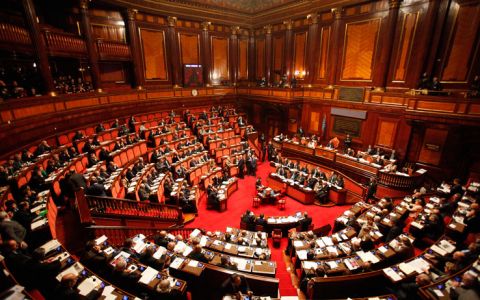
2,98 -> 480,300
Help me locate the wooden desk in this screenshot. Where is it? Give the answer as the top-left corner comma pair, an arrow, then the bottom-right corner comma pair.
329,188 -> 347,205
267,174 -> 314,204
314,147 -> 336,161
335,155 -> 379,177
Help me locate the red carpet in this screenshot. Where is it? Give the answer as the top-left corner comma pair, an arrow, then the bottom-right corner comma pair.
187,161 -> 349,297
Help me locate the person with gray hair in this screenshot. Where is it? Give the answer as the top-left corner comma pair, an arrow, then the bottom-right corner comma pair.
0,211 -> 27,248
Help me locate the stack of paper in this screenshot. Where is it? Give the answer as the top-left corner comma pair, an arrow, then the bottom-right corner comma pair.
77,276 -> 101,296
139,267 -> 158,284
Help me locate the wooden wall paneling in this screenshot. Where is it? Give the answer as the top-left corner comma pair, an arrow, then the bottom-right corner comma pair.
423,0 -> 452,77
210,35 -> 230,84
139,28 -> 168,81
238,38 -> 248,80
21,0 -> 55,94
293,31 -> 307,81
305,14 -> 319,84
327,8 -> 343,85
284,20 -> 294,83
402,0 -> 443,88
91,24 -> 126,42
178,31 -> 200,65
287,106 -> 299,133
265,26 -> 273,85
99,62 -> 126,83
390,10 -> 420,83
255,38 -> 265,79
375,117 -> 398,149
272,34 -> 285,83
166,17 -> 182,87
248,30 -> 256,83
315,26 -> 331,82
309,110 -> 321,133
125,9 -> 145,89
229,27 -> 239,86
80,0 -> 102,90
340,18 -> 382,82
373,1 -> 400,89
418,127 -> 449,166
200,22 -> 211,86
438,1 -> 480,86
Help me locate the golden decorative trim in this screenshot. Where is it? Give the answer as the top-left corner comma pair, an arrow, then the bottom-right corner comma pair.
79,0 -> 88,10
389,0 -> 402,9
307,13 -> 318,24
126,8 -> 138,20
231,26 -> 240,35
331,8 -> 343,20
264,24 -> 272,34
283,19 -> 293,30
201,21 -> 211,31
167,16 -> 177,27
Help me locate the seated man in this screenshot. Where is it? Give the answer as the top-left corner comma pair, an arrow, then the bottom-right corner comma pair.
314,181 -> 329,204
206,185 -> 220,209
221,274 -> 253,299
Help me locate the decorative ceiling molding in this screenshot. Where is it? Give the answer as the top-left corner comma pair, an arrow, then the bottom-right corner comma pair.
100,0 -> 370,28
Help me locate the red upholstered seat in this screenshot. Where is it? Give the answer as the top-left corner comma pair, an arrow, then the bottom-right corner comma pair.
272,229 -> 282,248
277,197 -> 286,210
252,197 -> 260,208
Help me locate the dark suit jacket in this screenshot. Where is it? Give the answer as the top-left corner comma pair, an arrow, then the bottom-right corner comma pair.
0,219 -> 26,243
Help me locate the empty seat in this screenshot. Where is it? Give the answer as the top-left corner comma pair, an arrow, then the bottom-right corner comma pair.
272,229 -> 282,248
252,197 -> 260,208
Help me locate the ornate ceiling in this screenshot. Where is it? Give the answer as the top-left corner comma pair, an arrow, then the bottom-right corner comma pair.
167,0 -> 299,14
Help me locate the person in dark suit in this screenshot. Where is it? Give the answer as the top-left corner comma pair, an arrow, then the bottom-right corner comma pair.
3,240 -> 31,283
68,169 -> 87,194
28,248 -> 62,297
217,255 -> 238,271
256,213 -> 267,227
140,245 -> 165,270
0,211 -> 27,246
366,178 -> 377,202
86,177 -> 107,197
155,279 -> 186,300
300,213 -> 313,231
96,123 -> 105,133
153,230 -> 169,248
81,240 -> 108,274
385,216 -> 404,242
188,245 -> 209,263
110,258 -> 141,294
53,273 -> 101,300
450,178 -> 464,197
238,156 -> 245,179
221,274 -> 252,298
12,201 -> 34,232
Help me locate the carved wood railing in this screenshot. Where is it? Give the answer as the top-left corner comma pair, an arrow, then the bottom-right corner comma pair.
377,170 -> 425,190
0,22 -> 31,46
84,225 -> 193,246
43,30 -> 87,56
96,39 -> 131,60
83,194 -> 184,225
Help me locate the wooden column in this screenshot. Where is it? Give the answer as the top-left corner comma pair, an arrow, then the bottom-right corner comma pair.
374,0 -> 402,90
248,30 -> 256,84
125,9 -> 144,90
229,26 -> 239,86
21,0 -> 55,95
327,8 -> 343,87
305,13 -> 319,85
166,16 -> 182,88
408,0 -> 445,88
264,25 -> 273,86
200,21 -> 211,87
79,0 -> 102,91
284,20 -> 294,86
